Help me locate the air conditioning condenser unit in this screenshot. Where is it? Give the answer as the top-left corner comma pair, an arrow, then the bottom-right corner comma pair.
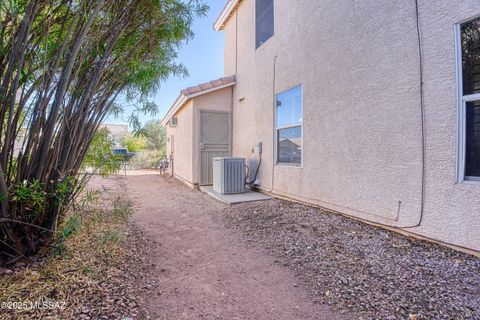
213,157 -> 245,194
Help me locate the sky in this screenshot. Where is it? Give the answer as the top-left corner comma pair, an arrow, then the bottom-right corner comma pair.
106,0 -> 226,127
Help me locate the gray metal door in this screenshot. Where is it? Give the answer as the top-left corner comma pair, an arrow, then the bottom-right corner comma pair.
200,111 -> 231,185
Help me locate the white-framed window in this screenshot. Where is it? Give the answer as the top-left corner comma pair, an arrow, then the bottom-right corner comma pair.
255,0 -> 274,49
456,16 -> 480,182
275,85 -> 302,166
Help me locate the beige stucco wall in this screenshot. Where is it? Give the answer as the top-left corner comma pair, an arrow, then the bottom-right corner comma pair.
166,87 -> 233,186
223,0 -> 480,251
166,100 -> 194,185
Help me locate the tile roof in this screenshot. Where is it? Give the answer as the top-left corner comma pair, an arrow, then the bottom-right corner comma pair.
161,75 -> 236,126
180,75 -> 236,96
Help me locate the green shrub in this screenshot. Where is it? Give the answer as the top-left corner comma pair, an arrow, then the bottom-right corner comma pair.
10,180 -> 46,220
54,214 -> 82,257
82,128 -> 123,177
122,135 -> 147,153
129,150 -> 164,169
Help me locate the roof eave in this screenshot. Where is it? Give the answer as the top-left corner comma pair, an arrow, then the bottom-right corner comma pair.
161,82 -> 236,127
161,94 -> 187,127
213,0 -> 240,31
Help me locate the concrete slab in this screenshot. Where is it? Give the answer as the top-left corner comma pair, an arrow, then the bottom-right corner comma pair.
200,186 -> 272,205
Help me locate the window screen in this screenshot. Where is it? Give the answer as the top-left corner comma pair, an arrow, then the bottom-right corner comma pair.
465,101 -> 480,178
256,0 -> 274,49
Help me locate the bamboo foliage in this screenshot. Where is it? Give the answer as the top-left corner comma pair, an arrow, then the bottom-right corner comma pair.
0,0 -> 206,264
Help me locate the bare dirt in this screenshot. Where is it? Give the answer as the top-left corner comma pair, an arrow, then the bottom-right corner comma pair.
124,173 -> 345,320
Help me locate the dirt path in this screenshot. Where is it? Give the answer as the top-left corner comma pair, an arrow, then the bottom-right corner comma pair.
124,173 -> 344,320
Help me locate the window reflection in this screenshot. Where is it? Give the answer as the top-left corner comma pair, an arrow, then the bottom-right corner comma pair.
276,85 -> 302,165
462,18 -> 480,95
277,127 -> 301,165
256,0 -> 274,48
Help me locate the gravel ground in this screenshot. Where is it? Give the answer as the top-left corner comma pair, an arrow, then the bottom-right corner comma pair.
215,199 -> 480,320
125,174 -> 343,320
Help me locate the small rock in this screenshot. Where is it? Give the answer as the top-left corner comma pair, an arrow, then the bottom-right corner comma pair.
0,268 -> 12,275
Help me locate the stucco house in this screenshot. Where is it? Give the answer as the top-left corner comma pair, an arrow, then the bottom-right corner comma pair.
162,0 -> 480,252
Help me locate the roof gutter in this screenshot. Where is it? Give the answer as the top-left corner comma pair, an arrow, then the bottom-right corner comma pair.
213,0 -> 240,31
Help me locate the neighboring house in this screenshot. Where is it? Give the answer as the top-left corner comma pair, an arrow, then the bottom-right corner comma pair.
100,124 -> 130,147
162,0 -> 480,252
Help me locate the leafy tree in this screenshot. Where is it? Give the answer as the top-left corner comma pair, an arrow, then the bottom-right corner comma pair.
0,0 -> 208,264
127,120 -> 166,169
141,120 -> 166,154
122,135 -> 146,153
